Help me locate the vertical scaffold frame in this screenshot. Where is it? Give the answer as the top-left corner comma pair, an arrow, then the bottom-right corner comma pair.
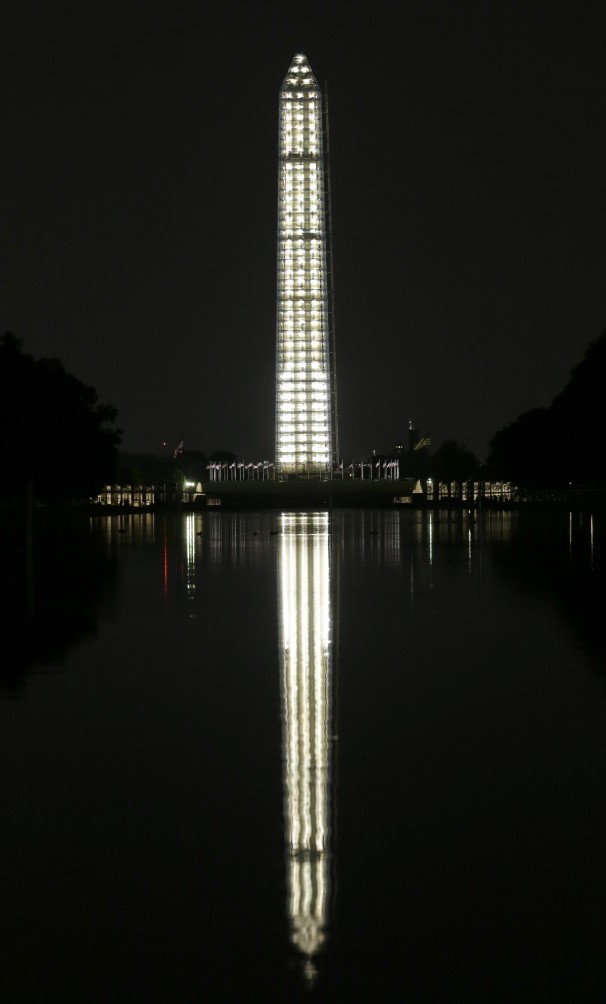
275,54 -> 338,479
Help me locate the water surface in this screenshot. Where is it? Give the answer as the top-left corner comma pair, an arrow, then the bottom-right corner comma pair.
1,508 -> 605,1001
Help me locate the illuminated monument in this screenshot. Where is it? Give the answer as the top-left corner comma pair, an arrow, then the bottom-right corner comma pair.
275,54 -> 338,478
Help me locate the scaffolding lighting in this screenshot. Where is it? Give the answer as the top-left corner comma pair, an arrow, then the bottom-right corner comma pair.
275,54 -> 337,477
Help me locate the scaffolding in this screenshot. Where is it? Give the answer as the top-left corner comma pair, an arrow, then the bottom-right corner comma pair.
275,54 -> 338,479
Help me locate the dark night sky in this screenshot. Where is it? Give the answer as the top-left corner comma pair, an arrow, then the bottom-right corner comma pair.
2,0 -> 605,462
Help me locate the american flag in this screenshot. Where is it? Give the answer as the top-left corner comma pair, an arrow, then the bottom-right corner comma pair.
414,435 -> 432,451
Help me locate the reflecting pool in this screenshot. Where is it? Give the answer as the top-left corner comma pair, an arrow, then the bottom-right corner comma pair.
1,509 -> 606,1001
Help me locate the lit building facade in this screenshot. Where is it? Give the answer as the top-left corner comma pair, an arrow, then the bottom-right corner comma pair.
275,54 -> 337,478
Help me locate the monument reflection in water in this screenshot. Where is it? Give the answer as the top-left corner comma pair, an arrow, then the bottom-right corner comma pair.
277,512 -> 334,984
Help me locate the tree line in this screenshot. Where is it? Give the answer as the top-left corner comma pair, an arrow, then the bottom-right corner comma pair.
0,333 -> 120,504
2,327 -> 605,501
486,331 -> 606,488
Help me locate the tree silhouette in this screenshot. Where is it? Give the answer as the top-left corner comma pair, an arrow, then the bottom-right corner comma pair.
487,408 -> 549,487
487,330 -> 606,488
0,333 -> 121,501
431,439 -> 480,482
209,449 -> 237,464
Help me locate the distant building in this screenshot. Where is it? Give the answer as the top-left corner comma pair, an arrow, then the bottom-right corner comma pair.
408,419 -> 420,452
275,54 -> 338,478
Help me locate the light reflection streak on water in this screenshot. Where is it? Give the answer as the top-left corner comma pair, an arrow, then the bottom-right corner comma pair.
278,512 -> 331,982
163,535 -> 168,602
590,514 -> 594,568
185,513 -> 196,598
